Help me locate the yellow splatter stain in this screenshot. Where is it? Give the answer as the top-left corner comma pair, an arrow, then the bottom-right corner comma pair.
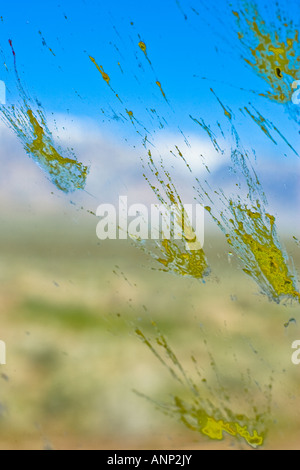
135,325 -> 266,449
138,41 -> 147,54
226,201 -> 300,302
1,104 -> 89,193
243,106 -> 298,155
192,95 -> 299,302
156,239 -> 209,279
125,109 -> 136,126
142,151 -> 210,280
27,110 -> 88,191
138,38 -> 154,69
210,89 -> 232,120
89,56 -> 111,84
171,397 -> 264,447
0,41 -> 89,193
233,4 -> 300,103
156,81 -> 168,103
89,55 -> 123,104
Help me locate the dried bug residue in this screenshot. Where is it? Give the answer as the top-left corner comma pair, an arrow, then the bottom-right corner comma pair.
88,25 -> 298,301
138,40 -> 147,55
233,2 -> 300,103
89,55 -> 124,105
0,41 -> 89,193
138,39 -> 153,70
135,324 -> 266,448
89,42 -> 208,280
203,165 -> 300,303
223,202 -> 299,303
1,103 -> 89,193
156,81 -> 168,103
243,106 -> 299,155
89,55 -> 151,134
154,239 -> 209,280
138,39 -> 169,104
89,56 -> 111,85
203,193 -> 299,303
142,150 -> 210,280
192,94 -> 299,303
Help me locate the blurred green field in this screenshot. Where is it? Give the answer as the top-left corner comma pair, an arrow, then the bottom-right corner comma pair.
0,212 -> 300,450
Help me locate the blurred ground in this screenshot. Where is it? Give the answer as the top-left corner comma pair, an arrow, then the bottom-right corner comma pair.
0,211 -> 300,450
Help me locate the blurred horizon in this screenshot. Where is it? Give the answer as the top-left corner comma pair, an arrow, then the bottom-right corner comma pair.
0,117 -> 299,238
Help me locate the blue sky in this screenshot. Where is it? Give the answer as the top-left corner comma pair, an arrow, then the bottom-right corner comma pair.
0,0 -> 299,150
1,0 -> 297,124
